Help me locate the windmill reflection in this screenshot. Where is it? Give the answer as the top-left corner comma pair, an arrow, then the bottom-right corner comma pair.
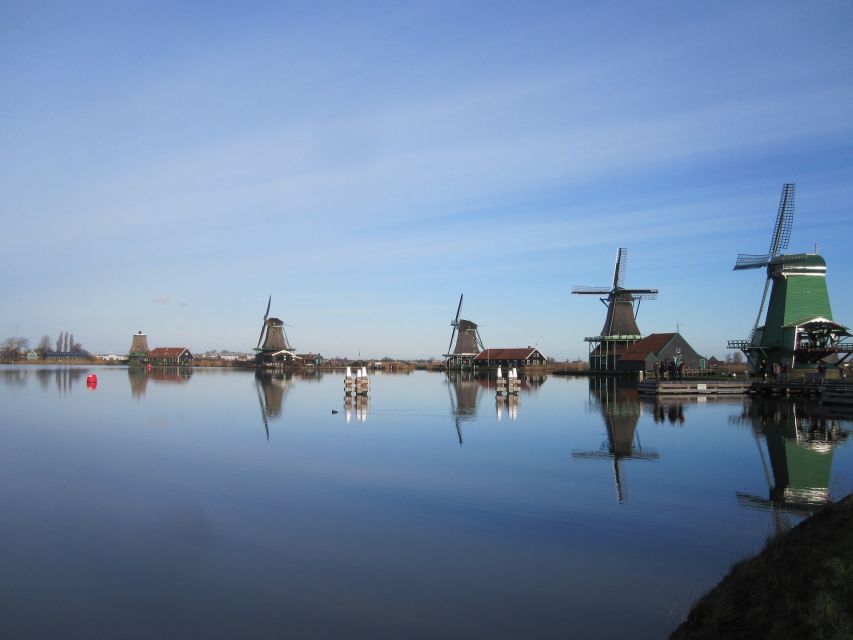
573,377 -> 659,502
446,370 -> 485,445
255,371 -> 294,440
734,397 -> 849,530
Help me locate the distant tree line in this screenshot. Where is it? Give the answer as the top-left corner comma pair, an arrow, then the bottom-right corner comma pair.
53,331 -> 83,353
0,332 -> 87,361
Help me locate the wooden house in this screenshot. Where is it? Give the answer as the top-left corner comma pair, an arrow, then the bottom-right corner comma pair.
473,347 -> 548,368
614,333 -> 704,372
147,347 -> 194,366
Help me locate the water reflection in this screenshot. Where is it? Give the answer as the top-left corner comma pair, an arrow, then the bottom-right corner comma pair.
734,397 -> 849,526
446,370 -> 482,445
255,372 -> 295,439
128,367 -> 193,399
344,395 -> 369,424
573,377 -> 659,502
444,371 -> 541,443
495,395 -> 519,422
1,367 -> 89,394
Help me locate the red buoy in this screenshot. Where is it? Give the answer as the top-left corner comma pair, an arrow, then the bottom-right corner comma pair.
86,373 -> 98,390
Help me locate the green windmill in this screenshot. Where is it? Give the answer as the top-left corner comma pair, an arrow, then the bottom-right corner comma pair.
728,184 -> 852,371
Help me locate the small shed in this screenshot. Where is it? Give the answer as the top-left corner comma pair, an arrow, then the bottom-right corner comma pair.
615,333 -> 705,372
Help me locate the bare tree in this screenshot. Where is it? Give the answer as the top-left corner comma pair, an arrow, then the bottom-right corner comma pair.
38,335 -> 51,356
69,333 -> 75,352
1,337 -> 30,361
56,333 -> 63,352
732,351 -> 744,364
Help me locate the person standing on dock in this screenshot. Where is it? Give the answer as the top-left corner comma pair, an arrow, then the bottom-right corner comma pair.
781,362 -> 788,383
677,360 -> 684,381
818,362 -> 827,383
772,361 -> 780,383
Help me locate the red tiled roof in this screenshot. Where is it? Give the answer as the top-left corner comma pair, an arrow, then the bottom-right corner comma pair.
148,347 -> 192,358
474,347 -> 544,361
617,333 -> 676,361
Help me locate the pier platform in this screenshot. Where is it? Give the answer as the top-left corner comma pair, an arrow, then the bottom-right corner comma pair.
638,379 -> 750,396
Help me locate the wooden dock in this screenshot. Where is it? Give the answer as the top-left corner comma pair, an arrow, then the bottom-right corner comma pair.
822,384 -> 853,407
748,380 -> 853,406
638,379 -> 750,396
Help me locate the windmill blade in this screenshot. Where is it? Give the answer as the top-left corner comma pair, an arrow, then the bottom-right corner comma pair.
446,294 -> 463,356
453,294 -> 463,325
256,295 -> 272,349
622,288 -> 658,294
612,248 -> 628,289
751,276 -> 773,336
622,288 -> 658,301
447,326 -> 457,355
768,183 -> 795,256
256,321 -> 267,349
475,327 -> 485,352
572,286 -> 612,294
734,253 -> 771,270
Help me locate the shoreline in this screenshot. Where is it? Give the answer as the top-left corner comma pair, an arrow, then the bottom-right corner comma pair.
671,493 -> 853,638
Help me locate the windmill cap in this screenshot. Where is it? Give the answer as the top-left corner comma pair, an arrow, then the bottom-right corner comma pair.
770,253 -> 826,267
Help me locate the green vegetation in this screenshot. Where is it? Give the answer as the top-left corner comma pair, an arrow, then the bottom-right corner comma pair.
672,494 -> 853,639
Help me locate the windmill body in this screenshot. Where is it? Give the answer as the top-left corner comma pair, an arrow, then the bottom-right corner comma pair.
444,294 -> 485,369
572,248 -> 658,371
128,331 -> 150,364
727,184 -> 852,371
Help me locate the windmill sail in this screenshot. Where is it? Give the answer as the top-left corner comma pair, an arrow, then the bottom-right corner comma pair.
572,247 -> 658,337
734,184 -> 795,270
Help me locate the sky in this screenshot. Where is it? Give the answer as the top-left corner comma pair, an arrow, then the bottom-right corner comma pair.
2,0 -> 852,360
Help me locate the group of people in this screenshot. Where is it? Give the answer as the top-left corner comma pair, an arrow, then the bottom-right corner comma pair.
654,358 -> 684,381
760,359 -> 829,383
770,360 -> 790,383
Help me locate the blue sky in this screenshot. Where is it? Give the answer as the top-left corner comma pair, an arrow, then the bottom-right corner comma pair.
2,1 -> 852,359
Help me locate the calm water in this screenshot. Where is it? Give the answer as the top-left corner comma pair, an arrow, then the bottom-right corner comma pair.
1,366 -> 851,639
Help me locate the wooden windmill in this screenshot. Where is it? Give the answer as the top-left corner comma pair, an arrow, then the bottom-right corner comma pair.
572,248 -> 658,371
443,294 -> 484,369
254,296 -> 296,365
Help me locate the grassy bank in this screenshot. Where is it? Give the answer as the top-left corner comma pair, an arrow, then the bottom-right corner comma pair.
671,494 -> 853,639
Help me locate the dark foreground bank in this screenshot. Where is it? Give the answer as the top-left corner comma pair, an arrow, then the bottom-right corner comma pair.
671,494 -> 853,639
